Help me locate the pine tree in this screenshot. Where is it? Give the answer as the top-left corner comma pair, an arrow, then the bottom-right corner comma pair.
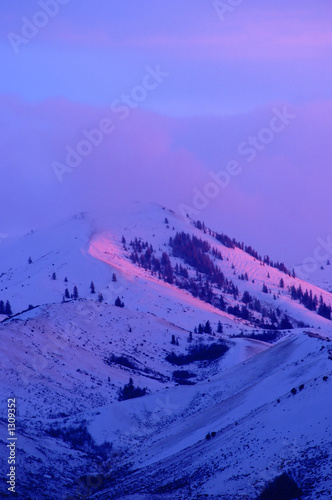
204,320 -> 212,334
171,334 -> 176,345
90,281 -> 95,294
280,315 -> 293,329
98,292 -> 104,303
242,291 -> 251,304
5,300 -> 12,316
73,286 -> 79,300
28,257 -> 32,264
217,321 -> 223,333
279,278 -> 284,288
219,295 -> 226,311
115,296 -> 124,308
52,272 -> 56,280
0,300 -> 4,314
112,273 -> 117,282
64,288 -> 70,299
318,301 -> 332,320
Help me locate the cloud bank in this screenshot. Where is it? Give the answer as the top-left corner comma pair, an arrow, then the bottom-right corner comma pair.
1,95 -> 332,264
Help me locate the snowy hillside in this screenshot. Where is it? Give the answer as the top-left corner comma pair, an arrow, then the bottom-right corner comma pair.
1,203 -> 332,333
299,261 -> 332,294
89,333 -> 332,500
0,203 -> 332,499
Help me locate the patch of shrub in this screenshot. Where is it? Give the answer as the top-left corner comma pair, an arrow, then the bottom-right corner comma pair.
173,370 -> 194,379
257,472 -> 303,500
46,424 -> 112,460
47,426 -> 62,438
153,476 -> 189,494
166,342 -> 229,366
299,384 -> 304,391
291,388 -> 297,395
279,316 -> 293,330
172,370 -> 196,385
105,354 -> 138,370
205,431 -> 217,440
118,377 -> 147,401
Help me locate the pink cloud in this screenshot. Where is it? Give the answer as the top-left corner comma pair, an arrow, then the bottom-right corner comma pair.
39,10 -> 332,61
1,95 -> 332,263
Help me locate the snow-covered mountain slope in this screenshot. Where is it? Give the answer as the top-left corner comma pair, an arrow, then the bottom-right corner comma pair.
300,261 -> 332,294
0,299 -> 271,498
87,333 -> 332,500
0,208 -> 242,333
1,203 -> 332,333
0,212 -> 102,313
2,300 -> 260,421
1,203 -> 332,499
87,204 -> 332,332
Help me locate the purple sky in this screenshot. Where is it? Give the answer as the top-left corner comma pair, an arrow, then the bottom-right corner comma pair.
1,1 -> 332,264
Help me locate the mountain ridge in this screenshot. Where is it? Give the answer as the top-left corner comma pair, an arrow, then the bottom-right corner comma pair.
0,203 -> 332,499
